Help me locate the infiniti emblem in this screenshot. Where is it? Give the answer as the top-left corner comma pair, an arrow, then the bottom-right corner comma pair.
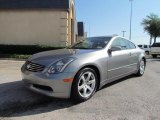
26,64 -> 31,69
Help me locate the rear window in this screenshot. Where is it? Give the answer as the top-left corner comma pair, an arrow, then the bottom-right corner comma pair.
152,43 -> 160,47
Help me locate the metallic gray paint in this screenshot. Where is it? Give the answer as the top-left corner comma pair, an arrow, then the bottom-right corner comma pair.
21,36 -> 145,98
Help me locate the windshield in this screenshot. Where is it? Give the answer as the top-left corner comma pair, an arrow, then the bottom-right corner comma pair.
69,37 -> 112,49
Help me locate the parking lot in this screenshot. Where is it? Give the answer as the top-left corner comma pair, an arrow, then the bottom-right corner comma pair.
0,59 -> 160,120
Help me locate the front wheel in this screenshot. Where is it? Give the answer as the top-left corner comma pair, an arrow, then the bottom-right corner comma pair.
136,59 -> 145,76
71,68 -> 98,102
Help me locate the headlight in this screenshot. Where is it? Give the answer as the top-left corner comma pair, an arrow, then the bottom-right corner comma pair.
48,57 -> 75,74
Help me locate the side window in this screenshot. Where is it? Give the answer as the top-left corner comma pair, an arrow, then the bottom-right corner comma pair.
111,38 -> 128,51
144,45 -> 147,48
126,40 -> 136,49
152,43 -> 160,47
111,38 -> 121,47
120,39 -> 127,50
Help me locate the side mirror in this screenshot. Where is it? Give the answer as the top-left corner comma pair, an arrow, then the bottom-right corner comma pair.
108,46 -> 121,54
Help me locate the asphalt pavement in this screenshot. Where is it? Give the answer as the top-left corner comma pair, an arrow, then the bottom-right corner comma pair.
0,58 -> 160,120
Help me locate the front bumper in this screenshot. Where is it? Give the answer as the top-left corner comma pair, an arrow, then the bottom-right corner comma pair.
21,68 -> 75,99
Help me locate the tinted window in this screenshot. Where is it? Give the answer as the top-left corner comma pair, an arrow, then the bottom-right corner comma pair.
152,43 -> 160,47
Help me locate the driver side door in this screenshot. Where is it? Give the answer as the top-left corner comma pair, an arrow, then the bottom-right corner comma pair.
107,38 -> 130,82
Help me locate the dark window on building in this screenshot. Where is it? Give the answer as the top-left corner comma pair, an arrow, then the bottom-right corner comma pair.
78,22 -> 84,36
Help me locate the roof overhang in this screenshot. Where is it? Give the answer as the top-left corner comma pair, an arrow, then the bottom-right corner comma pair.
0,0 -> 70,10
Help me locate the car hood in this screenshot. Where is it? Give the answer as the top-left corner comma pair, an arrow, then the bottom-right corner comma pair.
28,49 -> 97,66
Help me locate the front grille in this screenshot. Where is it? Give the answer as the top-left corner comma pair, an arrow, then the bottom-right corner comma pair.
25,61 -> 45,72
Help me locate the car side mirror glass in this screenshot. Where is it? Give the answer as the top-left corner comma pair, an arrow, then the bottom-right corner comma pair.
108,46 -> 121,54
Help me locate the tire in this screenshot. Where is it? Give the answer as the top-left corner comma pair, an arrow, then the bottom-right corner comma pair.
136,59 -> 145,76
71,68 -> 98,102
152,55 -> 157,58
145,51 -> 149,55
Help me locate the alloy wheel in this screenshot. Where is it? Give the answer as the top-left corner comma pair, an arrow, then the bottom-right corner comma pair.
140,60 -> 145,75
78,71 -> 96,98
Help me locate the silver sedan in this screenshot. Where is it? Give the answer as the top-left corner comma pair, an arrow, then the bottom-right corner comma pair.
21,36 -> 146,102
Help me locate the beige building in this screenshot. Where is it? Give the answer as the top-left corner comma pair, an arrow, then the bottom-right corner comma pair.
0,0 -> 78,46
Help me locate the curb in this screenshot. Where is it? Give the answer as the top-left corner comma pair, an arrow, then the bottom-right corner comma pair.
0,58 -> 26,61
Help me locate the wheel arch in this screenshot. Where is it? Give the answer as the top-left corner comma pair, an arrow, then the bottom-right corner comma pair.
142,56 -> 146,66
72,64 -> 101,90
139,52 -> 146,65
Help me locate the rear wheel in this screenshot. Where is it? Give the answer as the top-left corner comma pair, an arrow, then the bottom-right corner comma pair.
152,55 -> 157,58
71,68 -> 98,102
145,51 -> 149,55
136,59 -> 145,76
